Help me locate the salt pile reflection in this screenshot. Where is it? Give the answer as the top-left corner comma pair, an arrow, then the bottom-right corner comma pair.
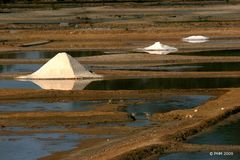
26,79 -> 97,90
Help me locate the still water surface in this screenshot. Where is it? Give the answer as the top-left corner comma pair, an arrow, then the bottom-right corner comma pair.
1,78 -> 240,90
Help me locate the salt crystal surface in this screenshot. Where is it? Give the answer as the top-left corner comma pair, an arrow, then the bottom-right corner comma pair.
182,35 -> 209,43
16,52 -> 102,79
144,42 -> 177,51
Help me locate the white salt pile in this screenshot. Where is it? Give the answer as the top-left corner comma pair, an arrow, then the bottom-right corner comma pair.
30,79 -> 94,90
141,42 -> 177,55
182,35 -> 209,43
144,50 -> 174,55
16,52 -> 102,79
144,42 -> 177,51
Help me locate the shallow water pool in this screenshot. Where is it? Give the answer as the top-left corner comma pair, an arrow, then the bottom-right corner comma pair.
173,49 -> 240,56
127,95 -> 211,118
0,100 -> 104,112
0,133 -> 110,160
0,133 -> 82,160
188,116 -> 240,145
159,116 -> 240,160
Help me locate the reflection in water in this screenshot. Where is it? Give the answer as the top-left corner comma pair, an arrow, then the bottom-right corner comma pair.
91,65 -> 202,72
23,79 -> 97,90
0,80 -> 40,89
126,95 -> 212,126
159,117 -> 240,159
0,95 -> 212,127
1,78 -> 240,90
0,101 -> 103,112
162,62 -> 240,72
85,78 -> 240,90
188,117 -> 240,145
0,64 -> 41,73
0,133 -> 110,160
127,95 -> 211,118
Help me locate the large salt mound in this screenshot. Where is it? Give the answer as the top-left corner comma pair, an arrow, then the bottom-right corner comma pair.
144,42 -> 177,51
182,35 -> 209,43
17,52 -> 102,79
30,79 -> 94,90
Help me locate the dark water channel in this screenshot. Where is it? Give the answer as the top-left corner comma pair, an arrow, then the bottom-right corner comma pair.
157,115 -> 240,160
1,78 -> 240,90
91,62 -> 240,72
0,133 -> 111,160
173,49 -> 240,56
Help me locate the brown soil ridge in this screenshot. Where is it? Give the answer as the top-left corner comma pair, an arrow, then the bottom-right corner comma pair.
2,54 -> 240,65
0,125 -> 138,136
0,111 -> 134,127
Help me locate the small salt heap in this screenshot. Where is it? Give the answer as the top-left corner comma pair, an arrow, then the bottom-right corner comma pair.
16,52 -> 102,79
144,42 -> 177,51
144,50 -> 173,55
182,35 -> 209,43
143,42 -> 177,55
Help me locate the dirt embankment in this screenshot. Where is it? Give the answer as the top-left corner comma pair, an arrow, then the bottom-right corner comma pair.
0,88 -> 225,101
0,3 -> 240,160
0,111 -> 134,127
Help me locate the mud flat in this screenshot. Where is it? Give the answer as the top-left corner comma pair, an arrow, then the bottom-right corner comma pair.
0,4 -> 240,52
0,2 -> 240,160
0,111 -> 133,127
0,88 -> 221,160
0,89 -> 225,101
46,88 -> 240,160
156,113 -> 240,160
